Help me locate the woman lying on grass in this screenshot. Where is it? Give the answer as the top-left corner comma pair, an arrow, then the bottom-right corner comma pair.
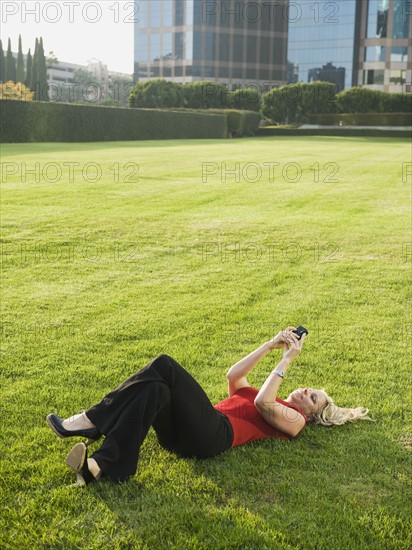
47,327 -> 374,486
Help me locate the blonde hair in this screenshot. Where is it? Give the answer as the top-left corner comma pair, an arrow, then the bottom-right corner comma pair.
311,389 -> 376,426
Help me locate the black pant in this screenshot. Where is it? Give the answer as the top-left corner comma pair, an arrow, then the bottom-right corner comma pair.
86,355 -> 234,482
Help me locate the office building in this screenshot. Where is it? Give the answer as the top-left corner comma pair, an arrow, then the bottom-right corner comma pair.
357,0 -> 411,92
135,1 -> 411,94
134,0 -> 289,91
288,0 -> 411,92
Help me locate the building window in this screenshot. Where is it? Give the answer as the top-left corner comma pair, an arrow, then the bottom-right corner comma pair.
246,67 -> 256,79
175,0 -> 184,26
163,33 -> 172,59
232,67 -> 243,79
219,35 -> 230,62
367,0 -> 389,38
392,0 -> 409,38
193,32 -> 202,60
205,32 -> 216,61
151,34 -> 161,61
186,1 -> 194,25
218,66 -> 228,78
391,46 -> 408,62
363,69 -> 384,84
258,68 -> 270,80
390,70 -> 406,84
193,0 -> 204,25
247,36 -> 257,64
136,35 -> 149,63
233,35 -> 243,63
174,32 -> 184,59
364,46 -> 386,62
151,1 -> 161,28
137,2 -> 148,27
163,0 -> 173,27
185,32 -> 193,60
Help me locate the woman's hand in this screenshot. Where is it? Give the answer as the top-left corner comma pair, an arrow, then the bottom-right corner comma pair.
267,327 -> 298,350
282,333 -> 306,361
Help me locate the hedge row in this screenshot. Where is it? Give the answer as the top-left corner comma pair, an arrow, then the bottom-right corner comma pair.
337,87 -> 411,113
307,112 -> 411,126
262,82 -> 412,124
129,79 -> 261,111
0,100 -> 228,142
257,127 -> 411,138
207,109 -> 261,136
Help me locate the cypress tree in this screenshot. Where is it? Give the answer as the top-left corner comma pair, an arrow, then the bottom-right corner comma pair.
25,48 -> 32,89
31,38 -> 39,98
16,34 -> 25,83
38,37 -> 49,101
6,38 -> 17,82
0,40 -> 5,83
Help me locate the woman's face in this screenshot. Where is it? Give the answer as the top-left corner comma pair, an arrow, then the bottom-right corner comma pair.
286,388 -> 328,420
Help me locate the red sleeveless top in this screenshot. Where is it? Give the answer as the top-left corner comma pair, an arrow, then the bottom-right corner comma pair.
214,386 -> 306,447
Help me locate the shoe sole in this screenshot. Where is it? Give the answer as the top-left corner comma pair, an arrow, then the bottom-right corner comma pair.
66,442 -> 87,472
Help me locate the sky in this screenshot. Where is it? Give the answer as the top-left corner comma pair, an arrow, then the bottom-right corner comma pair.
1,0 -> 135,74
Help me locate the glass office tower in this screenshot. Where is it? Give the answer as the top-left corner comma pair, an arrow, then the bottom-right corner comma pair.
358,0 -> 411,92
134,0 -> 289,90
287,0 -> 358,91
287,0 -> 411,93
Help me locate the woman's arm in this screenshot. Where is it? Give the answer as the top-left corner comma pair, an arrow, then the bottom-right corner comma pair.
226,342 -> 271,396
254,334 -> 306,437
226,328 -> 297,397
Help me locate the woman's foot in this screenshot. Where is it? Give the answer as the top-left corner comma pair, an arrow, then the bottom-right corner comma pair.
62,412 -> 95,431
46,412 -> 101,444
66,442 -> 102,486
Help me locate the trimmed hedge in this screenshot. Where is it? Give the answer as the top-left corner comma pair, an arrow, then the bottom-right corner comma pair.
229,88 -> 261,112
0,100 -> 228,142
182,81 -> 230,109
207,109 -> 261,136
307,113 -> 412,126
262,83 -> 412,124
257,127 -> 411,138
261,82 -> 338,124
129,79 -> 184,108
336,87 -> 412,113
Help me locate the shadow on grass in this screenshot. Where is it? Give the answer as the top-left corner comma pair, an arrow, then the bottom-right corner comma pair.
87,423 -> 411,549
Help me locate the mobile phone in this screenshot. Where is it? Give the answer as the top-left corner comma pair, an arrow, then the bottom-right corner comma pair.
292,325 -> 308,339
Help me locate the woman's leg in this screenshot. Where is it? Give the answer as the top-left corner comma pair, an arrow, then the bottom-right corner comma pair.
84,355 -> 233,482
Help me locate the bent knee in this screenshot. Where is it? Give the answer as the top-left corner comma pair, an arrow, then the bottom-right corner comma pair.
154,354 -> 173,363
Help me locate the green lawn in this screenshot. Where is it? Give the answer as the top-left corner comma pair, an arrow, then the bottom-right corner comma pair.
0,137 -> 411,549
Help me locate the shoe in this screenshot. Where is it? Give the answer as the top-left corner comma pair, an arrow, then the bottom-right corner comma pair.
46,413 -> 101,445
66,442 -> 96,486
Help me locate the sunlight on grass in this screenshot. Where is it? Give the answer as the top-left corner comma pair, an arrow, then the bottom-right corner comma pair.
1,137 -> 411,549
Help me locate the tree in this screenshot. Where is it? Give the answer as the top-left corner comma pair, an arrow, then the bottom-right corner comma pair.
73,68 -> 101,103
30,38 -> 39,93
16,35 -> 25,83
108,75 -> 134,107
25,49 -> 32,89
0,40 -> 5,83
38,38 -> 49,101
6,38 -> 16,83
46,51 -> 58,68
